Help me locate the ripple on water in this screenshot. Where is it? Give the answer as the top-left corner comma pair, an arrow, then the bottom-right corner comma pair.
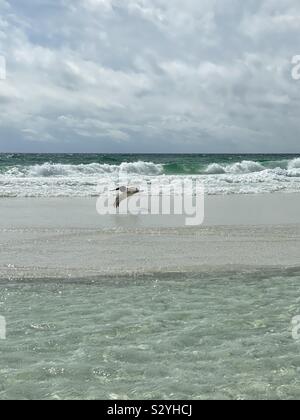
0,269 -> 300,400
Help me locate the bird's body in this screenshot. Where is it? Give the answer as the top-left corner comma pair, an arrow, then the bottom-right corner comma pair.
114,186 -> 140,208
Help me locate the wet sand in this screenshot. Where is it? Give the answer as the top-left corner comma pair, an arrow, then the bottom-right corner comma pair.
0,193 -> 299,280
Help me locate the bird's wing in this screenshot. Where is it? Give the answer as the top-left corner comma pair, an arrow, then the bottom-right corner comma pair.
127,187 -> 139,195
114,187 -> 139,208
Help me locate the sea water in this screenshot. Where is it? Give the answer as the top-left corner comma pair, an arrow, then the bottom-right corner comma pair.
0,153 -> 300,197
1,153 -> 300,400
1,269 -> 300,400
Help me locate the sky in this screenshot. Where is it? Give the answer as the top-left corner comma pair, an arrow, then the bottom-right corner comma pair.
0,0 -> 300,153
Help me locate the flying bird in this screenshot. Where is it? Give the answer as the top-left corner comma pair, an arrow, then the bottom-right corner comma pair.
113,186 -> 140,208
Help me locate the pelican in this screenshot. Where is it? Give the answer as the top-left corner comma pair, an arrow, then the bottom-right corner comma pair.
113,186 -> 140,208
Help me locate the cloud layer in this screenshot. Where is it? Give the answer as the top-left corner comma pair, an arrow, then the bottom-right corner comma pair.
0,0 -> 299,152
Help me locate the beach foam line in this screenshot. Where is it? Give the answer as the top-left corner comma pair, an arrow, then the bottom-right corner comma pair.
206,160 -> 273,174
1,158 -> 300,178
1,161 -> 164,177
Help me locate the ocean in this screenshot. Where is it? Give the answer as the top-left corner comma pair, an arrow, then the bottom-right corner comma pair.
1,154 -> 300,400
0,153 -> 300,197
1,269 -> 300,400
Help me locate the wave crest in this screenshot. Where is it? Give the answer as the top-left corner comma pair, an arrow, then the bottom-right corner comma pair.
205,160 -> 265,175
5,161 -> 164,178
288,158 -> 300,170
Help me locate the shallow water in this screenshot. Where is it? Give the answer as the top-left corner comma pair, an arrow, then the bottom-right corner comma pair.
1,269 -> 300,400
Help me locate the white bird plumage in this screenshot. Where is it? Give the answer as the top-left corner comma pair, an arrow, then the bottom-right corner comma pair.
114,186 -> 140,208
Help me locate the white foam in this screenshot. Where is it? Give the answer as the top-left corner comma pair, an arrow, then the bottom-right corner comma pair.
205,160 -> 265,175
205,163 -> 226,174
1,158 -> 300,197
288,158 -> 300,170
6,161 -> 164,178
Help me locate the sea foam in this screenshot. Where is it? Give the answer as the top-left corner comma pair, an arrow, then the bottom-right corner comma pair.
12,161 -> 164,178
0,158 -> 300,197
205,160 -> 265,174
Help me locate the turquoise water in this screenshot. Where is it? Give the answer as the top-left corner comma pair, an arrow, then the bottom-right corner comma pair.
1,269 -> 300,400
1,153 -> 300,197
0,153 -> 299,175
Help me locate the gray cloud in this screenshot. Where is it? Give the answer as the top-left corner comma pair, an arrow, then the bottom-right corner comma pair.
0,0 -> 299,152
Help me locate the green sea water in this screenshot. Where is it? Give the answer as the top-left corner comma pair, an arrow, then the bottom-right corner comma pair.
0,153 -> 299,175
1,154 -> 300,400
0,153 -> 300,197
1,269 -> 300,400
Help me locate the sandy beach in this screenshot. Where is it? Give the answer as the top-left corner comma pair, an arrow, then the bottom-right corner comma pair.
0,193 -> 300,280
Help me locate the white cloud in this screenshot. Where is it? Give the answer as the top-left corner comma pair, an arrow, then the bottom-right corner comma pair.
82,0 -> 113,12
0,0 -> 299,152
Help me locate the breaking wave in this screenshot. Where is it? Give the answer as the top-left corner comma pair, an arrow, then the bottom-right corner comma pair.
206,160 -> 266,174
3,161 -> 164,178
288,158 -> 300,170
2,158 -> 300,178
0,156 -> 300,197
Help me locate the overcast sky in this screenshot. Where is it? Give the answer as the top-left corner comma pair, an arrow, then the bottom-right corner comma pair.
0,0 -> 299,153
